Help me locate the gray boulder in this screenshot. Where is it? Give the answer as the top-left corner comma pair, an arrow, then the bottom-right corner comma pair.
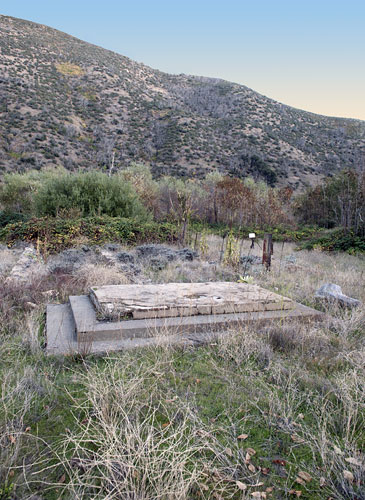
116,251 -> 135,264
136,244 -> 197,262
149,256 -> 169,270
136,244 -> 176,261
176,248 -> 198,261
284,254 -> 297,264
315,283 -> 361,308
47,248 -> 88,273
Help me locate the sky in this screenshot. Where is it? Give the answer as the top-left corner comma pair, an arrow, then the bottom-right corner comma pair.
1,0 -> 364,120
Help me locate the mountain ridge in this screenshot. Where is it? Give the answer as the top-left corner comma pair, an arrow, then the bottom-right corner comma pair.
1,14 -> 364,188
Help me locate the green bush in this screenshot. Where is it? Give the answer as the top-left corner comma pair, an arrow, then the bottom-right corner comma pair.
0,210 -> 28,228
0,170 -> 57,214
34,171 -> 149,220
299,230 -> 365,254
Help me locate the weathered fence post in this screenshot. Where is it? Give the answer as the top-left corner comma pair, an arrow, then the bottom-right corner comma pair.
278,240 -> 285,276
194,232 -> 198,251
219,233 -> 227,263
262,233 -> 273,270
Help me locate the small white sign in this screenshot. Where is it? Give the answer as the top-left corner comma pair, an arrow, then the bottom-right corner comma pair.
249,233 -> 256,239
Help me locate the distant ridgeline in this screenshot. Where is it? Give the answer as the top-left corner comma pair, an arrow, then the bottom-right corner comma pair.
0,15 -> 365,189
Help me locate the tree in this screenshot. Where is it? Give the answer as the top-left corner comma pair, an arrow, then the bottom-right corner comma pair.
118,163 -> 159,215
158,177 -> 206,242
215,177 -> 251,228
0,168 -> 65,214
201,172 -> 224,224
294,169 -> 365,236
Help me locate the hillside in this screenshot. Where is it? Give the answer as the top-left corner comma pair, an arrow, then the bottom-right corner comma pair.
0,15 -> 364,188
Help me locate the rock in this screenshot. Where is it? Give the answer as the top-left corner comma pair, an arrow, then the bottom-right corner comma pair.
47,247 -> 111,273
119,263 -> 141,275
8,246 -> 42,281
149,256 -> 169,270
176,248 -> 198,261
103,243 -> 120,252
41,289 -> 57,298
116,251 -> 135,264
11,240 -> 30,250
315,283 -> 361,308
47,248 -> 88,273
284,254 -> 297,264
136,244 -> 197,263
136,244 -> 176,261
98,248 -> 118,265
26,301 -> 38,309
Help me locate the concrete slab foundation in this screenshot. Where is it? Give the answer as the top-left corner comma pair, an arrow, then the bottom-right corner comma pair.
90,282 -> 294,320
46,282 -> 324,355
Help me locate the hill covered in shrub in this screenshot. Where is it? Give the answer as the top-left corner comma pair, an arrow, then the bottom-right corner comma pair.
1,15 -> 365,190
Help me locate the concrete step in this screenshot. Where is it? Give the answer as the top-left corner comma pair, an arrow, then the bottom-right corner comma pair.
46,303 -> 77,355
68,291 -> 324,344
89,303 -> 324,343
47,300 -> 324,356
69,295 -> 96,334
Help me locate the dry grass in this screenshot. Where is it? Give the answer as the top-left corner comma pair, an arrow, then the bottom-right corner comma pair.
42,357 -> 245,499
152,259 -> 237,284
257,244 -> 365,305
73,264 -> 131,288
55,62 -> 84,76
0,242 -> 364,499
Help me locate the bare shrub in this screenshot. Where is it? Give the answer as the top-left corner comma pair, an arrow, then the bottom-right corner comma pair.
263,321 -> 332,357
153,260 -> 237,284
73,264 -> 131,289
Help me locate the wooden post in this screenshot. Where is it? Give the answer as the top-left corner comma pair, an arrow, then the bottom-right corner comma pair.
194,232 -> 198,251
278,240 -> 285,276
262,233 -> 273,270
219,233 -> 226,263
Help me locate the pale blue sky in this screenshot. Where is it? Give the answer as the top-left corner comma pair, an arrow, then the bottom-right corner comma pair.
1,0 -> 364,119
